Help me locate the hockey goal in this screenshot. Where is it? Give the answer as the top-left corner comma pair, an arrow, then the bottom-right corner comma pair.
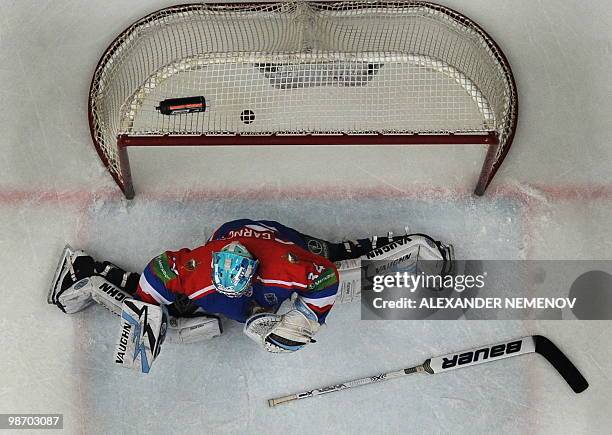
89,1 -> 518,199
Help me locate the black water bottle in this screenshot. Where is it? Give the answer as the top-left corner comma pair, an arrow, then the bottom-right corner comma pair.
156,96 -> 206,115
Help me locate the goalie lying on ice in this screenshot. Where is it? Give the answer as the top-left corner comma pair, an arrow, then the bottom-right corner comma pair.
48,219 -> 452,371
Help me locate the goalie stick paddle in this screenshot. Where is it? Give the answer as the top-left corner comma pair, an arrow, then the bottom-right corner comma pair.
268,335 -> 588,407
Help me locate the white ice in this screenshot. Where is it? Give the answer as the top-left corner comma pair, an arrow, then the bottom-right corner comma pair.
1,1 -> 611,434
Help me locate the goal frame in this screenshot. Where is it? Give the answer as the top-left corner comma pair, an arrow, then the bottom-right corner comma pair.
88,1 -> 518,199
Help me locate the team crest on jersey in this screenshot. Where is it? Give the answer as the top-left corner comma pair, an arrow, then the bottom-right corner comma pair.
184,259 -> 199,271
264,293 -> 278,305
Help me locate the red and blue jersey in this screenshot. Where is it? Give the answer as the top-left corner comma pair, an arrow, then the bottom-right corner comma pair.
136,220 -> 339,324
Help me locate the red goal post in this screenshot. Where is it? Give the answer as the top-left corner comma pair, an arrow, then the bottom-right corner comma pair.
89,1 -> 518,199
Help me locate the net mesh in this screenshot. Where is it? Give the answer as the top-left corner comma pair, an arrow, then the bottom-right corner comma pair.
89,1 -> 517,189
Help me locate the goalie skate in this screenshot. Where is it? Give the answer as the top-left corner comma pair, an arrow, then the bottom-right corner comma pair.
47,244 -> 76,305
47,244 -> 102,313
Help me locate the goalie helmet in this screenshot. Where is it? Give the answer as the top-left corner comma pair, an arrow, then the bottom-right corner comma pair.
212,242 -> 259,298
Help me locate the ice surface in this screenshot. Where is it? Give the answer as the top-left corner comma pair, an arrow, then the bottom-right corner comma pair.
1,1 -> 611,434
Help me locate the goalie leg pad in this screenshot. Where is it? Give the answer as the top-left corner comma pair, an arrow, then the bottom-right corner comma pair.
52,275 -> 134,316
49,244 -> 139,313
363,234 -> 452,262
336,234 -> 455,303
366,233 -> 454,279
89,275 -> 132,316
115,299 -> 168,374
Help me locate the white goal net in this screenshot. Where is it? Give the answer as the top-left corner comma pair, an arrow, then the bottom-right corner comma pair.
89,1 -> 518,197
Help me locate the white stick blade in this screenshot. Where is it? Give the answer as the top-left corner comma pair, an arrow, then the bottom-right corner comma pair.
427,336 -> 536,374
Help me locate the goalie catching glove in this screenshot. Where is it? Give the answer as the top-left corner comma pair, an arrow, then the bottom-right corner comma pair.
244,298 -> 320,353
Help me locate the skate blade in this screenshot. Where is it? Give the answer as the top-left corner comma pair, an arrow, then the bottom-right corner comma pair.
47,244 -> 74,304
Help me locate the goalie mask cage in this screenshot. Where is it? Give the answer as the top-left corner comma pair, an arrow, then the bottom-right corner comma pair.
89,1 -> 518,199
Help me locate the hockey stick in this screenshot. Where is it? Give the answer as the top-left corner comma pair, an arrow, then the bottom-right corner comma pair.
268,335 -> 588,407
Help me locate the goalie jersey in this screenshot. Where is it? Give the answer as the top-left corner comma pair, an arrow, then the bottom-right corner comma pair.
135,220 -> 339,324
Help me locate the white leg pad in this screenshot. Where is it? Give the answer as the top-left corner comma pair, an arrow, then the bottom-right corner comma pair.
114,299 -> 167,374
90,275 -> 132,316
336,235 -> 454,303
